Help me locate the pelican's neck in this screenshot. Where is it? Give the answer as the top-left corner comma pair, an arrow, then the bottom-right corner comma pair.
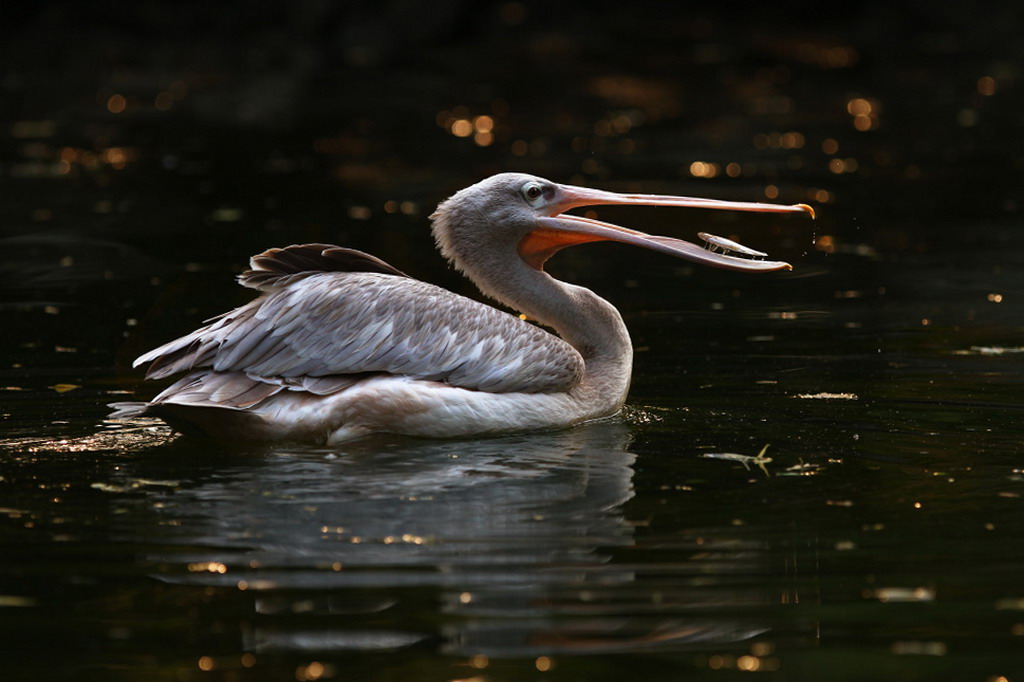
459,250 -> 634,401
431,191 -> 633,404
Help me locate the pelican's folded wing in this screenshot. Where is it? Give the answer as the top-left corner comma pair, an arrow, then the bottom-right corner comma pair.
134,246 -> 584,395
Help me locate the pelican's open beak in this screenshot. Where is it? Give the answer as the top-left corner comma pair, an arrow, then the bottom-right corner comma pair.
520,183 -> 815,272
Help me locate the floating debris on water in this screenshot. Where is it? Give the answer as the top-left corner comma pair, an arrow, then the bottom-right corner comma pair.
868,586 -> 936,603
794,392 -> 858,400
702,444 -> 772,476
955,346 -> 1024,356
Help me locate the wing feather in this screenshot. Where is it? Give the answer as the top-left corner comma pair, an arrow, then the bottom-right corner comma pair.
135,262 -> 584,395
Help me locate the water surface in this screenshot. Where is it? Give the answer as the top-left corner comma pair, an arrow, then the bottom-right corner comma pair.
2,3 -> 1023,680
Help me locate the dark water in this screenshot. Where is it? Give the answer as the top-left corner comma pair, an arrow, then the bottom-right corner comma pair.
2,2 -> 1024,680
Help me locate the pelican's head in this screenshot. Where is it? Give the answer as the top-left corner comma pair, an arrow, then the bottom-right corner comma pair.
431,172 -> 814,279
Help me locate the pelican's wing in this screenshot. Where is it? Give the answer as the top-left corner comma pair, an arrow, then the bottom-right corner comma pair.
134,245 -> 584,395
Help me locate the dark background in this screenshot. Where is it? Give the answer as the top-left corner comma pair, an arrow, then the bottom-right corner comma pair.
2,4 -> 1024,681
3,1 -> 1022,384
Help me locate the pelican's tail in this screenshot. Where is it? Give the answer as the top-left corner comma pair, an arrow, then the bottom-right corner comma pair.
107,401 -> 150,419
105,370 -> 359,443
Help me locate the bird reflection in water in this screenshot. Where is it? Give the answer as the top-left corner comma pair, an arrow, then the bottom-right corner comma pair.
92,421 -> 796,658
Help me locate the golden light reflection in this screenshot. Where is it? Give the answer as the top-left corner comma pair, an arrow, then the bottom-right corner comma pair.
828,157 -> 859,174
689,161 -> 719,178
106,94 -> 126,114
535,656 -> 553,672
450,119 -> 473,137
198,656 -> 215,671
978,76 -> 997,96
821,138 -> 839,154
753,130 -> 805,150
440,108 -> 502,147
847,98 -> 872,116
707,654 -> 731,669
852,116 -> 871,131
725,162 -> 742,178
44,145 -> 136,175
188,561 -> 228,574
103,147 -> 128,169
815,235 -> 836,253
987,293 -> 1004,303
813,188 -> 832,203
763,185 -> 779,199
470,654 -> 489,669
847,97 -> 879,131
473,115 -> 494,133
783,131 -> 805,148
869,586 -> 936,602
296,661 -> 327,681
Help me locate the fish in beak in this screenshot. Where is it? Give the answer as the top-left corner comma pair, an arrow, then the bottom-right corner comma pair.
519,181 -> 815,271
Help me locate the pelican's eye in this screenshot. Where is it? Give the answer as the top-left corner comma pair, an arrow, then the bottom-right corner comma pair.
520,181 -> 546,207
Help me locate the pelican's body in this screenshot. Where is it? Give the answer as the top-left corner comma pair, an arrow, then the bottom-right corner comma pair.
111,174 -> 812,444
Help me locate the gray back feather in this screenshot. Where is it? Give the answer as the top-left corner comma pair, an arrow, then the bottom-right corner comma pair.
135,245 -> 583,395
239,244 -> 408,291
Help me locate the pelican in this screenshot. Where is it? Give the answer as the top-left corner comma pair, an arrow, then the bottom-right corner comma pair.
111,173 -> 813,444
